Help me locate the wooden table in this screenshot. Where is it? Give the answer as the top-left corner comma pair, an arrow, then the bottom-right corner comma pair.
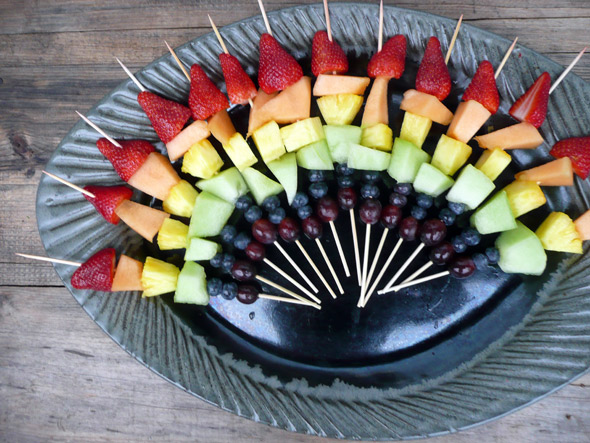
1,1 -> 589,441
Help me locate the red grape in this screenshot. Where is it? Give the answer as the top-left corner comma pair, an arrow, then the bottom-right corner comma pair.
429,242 -> 455,265
449,256 -> 476,278
302,215 -> 323,239
399,216 -> 419,241
420,219 -> 447,246
245,242 -> 266,261
359,199 -> 382,224
381,204 -> 402,229
278,217 -> 300,242
337,187 -> 357,210
252,219 -> 277,244
316,196 -> 339,222
237,285 -> 259,304
231,260 -> 257,281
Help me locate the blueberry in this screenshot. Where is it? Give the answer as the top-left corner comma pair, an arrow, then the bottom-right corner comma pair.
451,236 -> 467,253
269,207 -> 286,224
221,254 -> 236,273
361,171 -> 380,183
309,182 -> 328,199
235,195 -> 253,211
220,225 -> 237,243
473,253 -> 489,271
394,183 -> 413,195
291,192 -> 309,209
416,193 -> 433,209
210,253 -> 223,268
485,247 -> 500,264
439,208 -> 456,226
233,232 -> 251,250
308,170 -> 325,183
297,205 -> 313,220
221,282 -> 238,300
262,195 -> 281,212
462,228 -> 481,246
336,163 -> 354,176
245,205 -> 262,223
389,192 -> 407,208
361,184 -> 380,199
207,278 -> 223,297
448,201 -> 466,215
337,175 -> 355,188
411,205 -> 427,220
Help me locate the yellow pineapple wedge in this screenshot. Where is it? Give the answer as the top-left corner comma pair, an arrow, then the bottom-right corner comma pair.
223,133 -> 258,171
361,123 -> 393,152
431,134 -> 472,176
317,94 -> 363,125
400,112 -> 432,148
157,218 -> 189,250
280,117 -> 325,152
141,257 -> 180,297
162,180 -> 198,218
475,148 -> 512,181
503,180 -> 546,218
536,212 -> 582,253
251,121 -> 286,164
182,139 -> 224,179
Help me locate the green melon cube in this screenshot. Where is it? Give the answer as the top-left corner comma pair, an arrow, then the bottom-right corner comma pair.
361,123 -> 393,152
241,167 -> 284,205
387,137 -> 431,183
470,191 -> 517,235
196,167 -> 249,204
174,261 -> 209,305
296,139 -> 334,170
267,153 -> 298,205
223,132 -> 258,171
496,221 -> 547,276
400,111 -> 432,148
188,191 -> 234,238
324,125 -> 362,164
251,121 -> 286,164
317,94 -> 363,125
184,237 -> 222,261
446,164 -> 495,210
280,117 -> 325,152
347,143 -> 391,171
431,134 -> 472,176
413,163 -> 454,197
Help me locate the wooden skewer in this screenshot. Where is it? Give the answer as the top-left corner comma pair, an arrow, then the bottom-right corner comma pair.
42,170 -> 95,198
115,57 -> 146,92
494,36 -> 518,79
379,243 -> 426,294
445,14 -> 463,65
359,223 -> 371,304
360,237 -> 403,307
399,260 -> 434,287
257,0 -> 272,35
350,209 -> 362,286
255,275 -> 320,309
384,271 -> 450,294
295,240 -> 337,299
323,0 -> 332,42
164,40 -> 190,82
273,241 -> 319,294
259,293 -> 321,309
315,238 -> 344,295
329,221 -> 350,277
16,253 -> 82,267
263,257 -> 321,303
75,111 -> 122,148
377,0 -> 384,52
550,46 -> 587,94
361,227 -> 388,303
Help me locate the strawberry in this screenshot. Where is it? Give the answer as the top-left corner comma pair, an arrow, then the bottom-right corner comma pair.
462,60 -> 500,114
83,185 -> 134,225
509,72 -> 551,128
550,136 -> 590,179
137,91 -> 191,144
367,34 -> 406,79
189,64 -> 229,120
311,31 -> 349,77
258,33 -> 303,94
415,37 -> 451,101
219,53 -> 257,105
97,138 -> 155,182
71,248 -> 116,291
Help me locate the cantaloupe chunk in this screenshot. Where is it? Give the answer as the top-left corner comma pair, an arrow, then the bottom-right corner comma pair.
361,76 -> 389,127
165,120 -> 210,161
128,152 -> 180,201
247,89 -> 278,135
208,109 -> 236,146
515,157 -> 573,186
114,200 -> 169,242
574,209 -> 590,241
475,122 -> 544,150
447,100 -> 492,143
112,254 -> 144,292
400,89 -> 453,125
313,74 -> 371,96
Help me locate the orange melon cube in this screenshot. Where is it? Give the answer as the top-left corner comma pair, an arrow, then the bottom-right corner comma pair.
247,89 -> 278,135
165,120 -> 209,161
475,122 -> 544,150
312,74 -> 371,96
574,209 -> 590,241
515,157 -> 573,186
208,109 -> 236,146
112,254 -> 144,292
447,100 -> 492,143
114,200 -> 169,242
400,89 -> 454,125
361,76 -> 389,127
128,152 -> 180,201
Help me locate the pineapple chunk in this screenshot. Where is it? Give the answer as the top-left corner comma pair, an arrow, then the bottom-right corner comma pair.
141,257 -> 180,297
317,94 -> 363,125
400,112 -> 432,148
162,180 -> 198,218
535,212 -> 582,254
431,134 -> 472,176
280,117 -> 325,152
361,123 -> 393,152
475,148 -> 512,181
182,139 -> 224,179
251,121 -> 286,164
157,218 -> 189,250
223,133 -> 258,171
503,180 -> 546,218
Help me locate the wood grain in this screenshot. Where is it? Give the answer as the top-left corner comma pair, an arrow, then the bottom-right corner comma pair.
1,1 -> 589,441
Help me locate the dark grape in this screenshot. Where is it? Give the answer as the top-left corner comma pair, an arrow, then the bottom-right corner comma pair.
221,282 -> 238,300
302,215 -> 323,239
297,205 -> 313,220
449,256 -> 476,279
381,205 -> 402,229
439,208 -> 456,226
309,182 -> 329,199
359,199 -> 382,225
389,192 -> 407,208
220,225 -> 237,243
337,187 -> 357,210
462,228 -> 481,246
337,175 -> 355,188
207,278 -> 223,297
473,253 -> 489,271
336,163 -> 354,176
416,193 -> 433,209
262,195 -> 281,212
210,253 -> 223,268
394,183 -> 413,195
361,184 -> 380,199
245,205 -> 262,223
292,192 -> 309,209
485,247 -> 500,264
278,217 -> 300,243
235,195 -> 253,211
221,254 -> 236,273
448,201 -> 466,215
231,260 -> 256,281
245,242 -> 266,261
316,196 -> 339,222
420,219 -> 447,246
361,171 -> 380,183
237,285 -> 259,304
429,242 -> 455,265
451,236 -> 467,253
252,219 -> 277,244
399,217 -> 419,241
233,232 -> 251,250
268,207 -> 286,224
308,170 -> 325,183
411,205 -> 427,220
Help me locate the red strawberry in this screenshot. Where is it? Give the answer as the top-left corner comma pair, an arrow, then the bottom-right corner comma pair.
311,30 -> 349,77
509,72 -> 551,128
462,60 -> 500,114
258,33 -> 303,94
97,138 -> 155,182
137,91 -> 191,144
189,64 -> 229,120
415,37 -> 451,101
219,53 -> 257,105
83,185 -> 133,225
550,136 -> 590,179
71,248 -> 116,291
367,34 -> 406,79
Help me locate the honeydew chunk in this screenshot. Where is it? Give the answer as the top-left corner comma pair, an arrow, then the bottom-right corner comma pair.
196,167 -> 248,204
387,137 -> 431,183
280,117 -> 325,152
470,191 -> 517,235
128,152 -> 180,201
181,138 -> 224,180
535,212 -> 582,254
515,157 -> 574,186
252,121 -> 286,164
324,125 -> 362,164
185,237 -> 222,261
431,134 -> 472,176
474,149 -> 512,181
446,165 -> 495,210
174,261 -> 209,305
208,109 -> 236,146
413,163 -> 454,197
223,132 -> 258,171
502,180 -> 546,218
317,94 -> 363,125
111,255 -> 144,292
241,167 -> 284,205
188,191 -> 235,238
400,112 -> 432,149
267,153 -> 298,205
496,221 -> 547,276
166,120 -> 210,161
114,200 -> 169,242
163,180 -> 198,218
361,123 -> 393,152
313,74 -> 371,96
447,100 -> 492,143
474,122 -> 544,150
296,140 -> 334,170
347,143 -> 391,171
141,257 -> 180,297
400,89 -> 454,125
361,76 -> 389,127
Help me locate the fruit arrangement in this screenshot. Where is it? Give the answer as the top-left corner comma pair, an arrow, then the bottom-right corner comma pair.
26,1 -> 590,315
